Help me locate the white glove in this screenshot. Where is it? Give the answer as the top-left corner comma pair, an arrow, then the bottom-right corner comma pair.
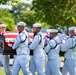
8,44 -> 12,47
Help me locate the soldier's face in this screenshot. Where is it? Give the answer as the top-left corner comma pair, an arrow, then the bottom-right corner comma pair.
69,30 -> 76,36
50,33 -> 53,38
0,27 -> 6,32
32,27 -> 40,33
50,33 -> 57,38
17,26 -> 25,32
75,29 -> 76,34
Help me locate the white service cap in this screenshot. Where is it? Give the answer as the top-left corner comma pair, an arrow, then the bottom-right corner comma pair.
0,24 -> 6,27
33,23 -> 41,27
46,29 -> 51,32
49,29 -> 58,33
17,22 -> 26,26
69,26 -> 76,30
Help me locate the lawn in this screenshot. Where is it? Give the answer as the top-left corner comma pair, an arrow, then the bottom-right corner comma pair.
0,70 -> 23,75
60,56 -> 64,61
0,70 -> 37,75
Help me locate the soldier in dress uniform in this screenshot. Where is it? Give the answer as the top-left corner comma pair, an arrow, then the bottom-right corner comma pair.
44,29 -> 51,68
12,22 -> 32,75
29,23 -> 46,75
56,24 -> 63,33
44,29 -> 62,75
0,24 -> 12,75
61,26 -> 76,75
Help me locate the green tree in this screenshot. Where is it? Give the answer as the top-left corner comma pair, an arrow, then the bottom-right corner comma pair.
10,2 -> 38,27
8,1 -> 49,28
0,0 -> 10,4
0,8 -> 15,31
32,0 -> 76,28
0,0 -> 19,4
17,10 -> 36,27
10,3 -> 32,23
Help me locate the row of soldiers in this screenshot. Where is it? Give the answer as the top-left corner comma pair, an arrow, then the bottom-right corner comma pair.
0,22 -> 76,75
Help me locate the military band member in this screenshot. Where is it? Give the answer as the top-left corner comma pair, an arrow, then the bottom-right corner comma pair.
44,29 -> 62,75
29,23 -> 46,75
61,26 -> 76,75
12,22 -> 32,75
0,24 -> 12,75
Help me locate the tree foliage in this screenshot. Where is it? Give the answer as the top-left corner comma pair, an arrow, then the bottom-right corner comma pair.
0,9 -> 15,31
32,0 -> 76,28
0,0 -> 19,4
0,0 -> 9,4
10,3 -> 32,23
10,3 -> 37,27
17,10 -> 36,27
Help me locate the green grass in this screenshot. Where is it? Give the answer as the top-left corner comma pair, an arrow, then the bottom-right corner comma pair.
60,56 -> 64,61
0,70 -> 37,75
0,70 -> 23,75
0,70 -> 5,75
